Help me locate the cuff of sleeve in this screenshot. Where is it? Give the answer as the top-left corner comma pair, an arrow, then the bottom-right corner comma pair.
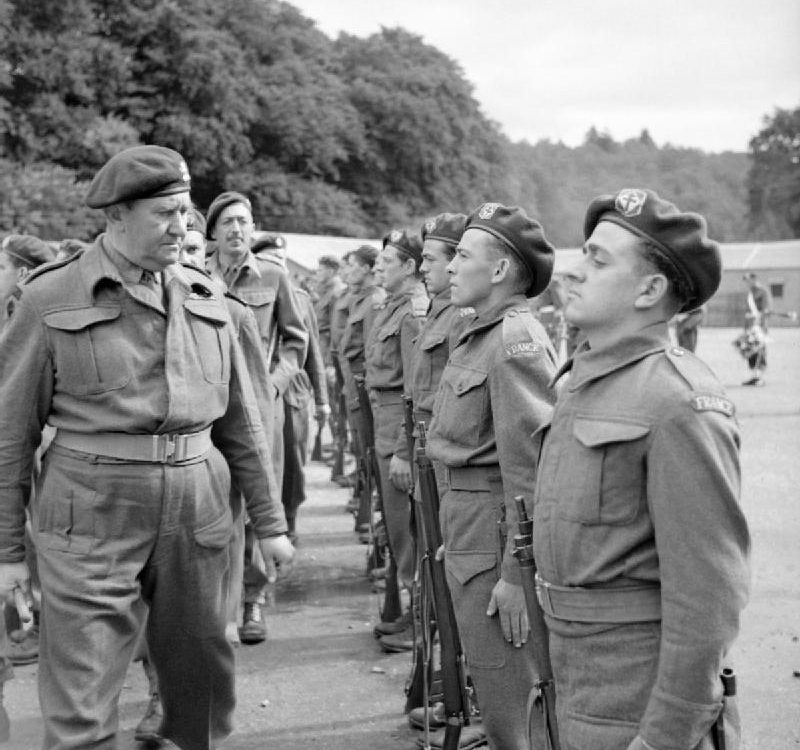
640,687 -> 722,750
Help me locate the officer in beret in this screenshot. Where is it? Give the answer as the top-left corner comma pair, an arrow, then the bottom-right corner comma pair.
531,188 -> 750,750
0,234 -> 55,329
205,191 -> 308,643
366,229 -> 427,650
0,145 -> 293,749
426,203 -> 558,748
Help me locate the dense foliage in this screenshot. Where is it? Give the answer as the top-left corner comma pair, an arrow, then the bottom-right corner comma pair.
0,0 -> 793,244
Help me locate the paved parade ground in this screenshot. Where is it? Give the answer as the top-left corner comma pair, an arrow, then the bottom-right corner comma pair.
3,327 -> 799,749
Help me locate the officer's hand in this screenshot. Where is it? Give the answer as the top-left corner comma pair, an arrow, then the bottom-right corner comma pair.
259,535 -> 295,583
0,562 -> 32,611
625,736 -> 656,750
486,579 -> 529,648
388,455 -> 413,493
315,403 -> 331,423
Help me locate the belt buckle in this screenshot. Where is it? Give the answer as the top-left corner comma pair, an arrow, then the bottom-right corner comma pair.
153,434 -> 187,463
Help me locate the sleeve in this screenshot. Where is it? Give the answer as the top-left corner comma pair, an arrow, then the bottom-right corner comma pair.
394,310 -> 424,460
490,340 -> 557,585
639,405 -> 750,750
301,297 -> 329,407
271,273 -> 309,396
0,295 -> 51,562
211,325 -> 287,539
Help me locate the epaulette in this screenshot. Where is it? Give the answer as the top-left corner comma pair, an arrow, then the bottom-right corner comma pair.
253,250 -> 285,268
501,305 -> 545,358
21,251 -> 82,286
411,293 -> 430,317
664,347 -> 735,417
457,306 -> 476,318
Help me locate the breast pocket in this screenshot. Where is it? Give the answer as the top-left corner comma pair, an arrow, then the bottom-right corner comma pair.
418,330 -> 449,388
43,305 -> 131,395
238,288 -> 276,343
184,299 -> 231,384
374,321 -> 401,368
437,364 -> 489,447
557,416 -> 650,526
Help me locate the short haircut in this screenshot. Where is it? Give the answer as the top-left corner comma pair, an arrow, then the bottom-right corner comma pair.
394,246 -> 422,274
350,245 -> 378,270
638,240 -> 692,311
318,255 -> 341,271
484,235 -> 531,295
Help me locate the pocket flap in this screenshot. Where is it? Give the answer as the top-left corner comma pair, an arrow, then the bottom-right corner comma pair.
194,508 -> 233,549
573,417 -> 650,448
43,305 -> 121,331
446,551 -> 497,586
238,288 -> 276,307
184,298 -> 228,326
443,365 -> 487,396
420,330 -> 448,351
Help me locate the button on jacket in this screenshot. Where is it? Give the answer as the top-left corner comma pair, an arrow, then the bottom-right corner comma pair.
532,323 -> 750,749
0,238 -> 287,562
207,249 -> 308,395
427,294 -> 557,584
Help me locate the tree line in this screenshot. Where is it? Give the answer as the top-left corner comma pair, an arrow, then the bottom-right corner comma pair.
0,0 -> 796,247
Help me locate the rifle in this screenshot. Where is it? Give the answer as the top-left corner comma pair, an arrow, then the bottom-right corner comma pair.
415,422 -> 472,750
403,396 -> 429,713
512,496 -> 561,750
354,375 -> 402,624
330,357 -> 348,481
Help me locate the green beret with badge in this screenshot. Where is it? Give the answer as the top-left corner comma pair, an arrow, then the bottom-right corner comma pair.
421,213 -> 468,248
465,202 -> 555,297
85,145 -> 191,209
583,188 -> 721,311
383,228 -> 423,265
205,191 -> 252,240
2,234 -> 56,268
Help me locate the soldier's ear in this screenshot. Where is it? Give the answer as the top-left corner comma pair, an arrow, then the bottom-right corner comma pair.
633,272 -> 669,310
490,256 -> 511,286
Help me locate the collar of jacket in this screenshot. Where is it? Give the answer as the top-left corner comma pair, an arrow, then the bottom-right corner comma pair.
351,283 -> 376,305
382,287 -> 414,313
428,288 -> 452,317
455,293 -> 527,346
564,321 -> 671,391
207,247 -> 262,287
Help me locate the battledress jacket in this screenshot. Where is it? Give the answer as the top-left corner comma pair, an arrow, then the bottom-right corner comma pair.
427,294 -> 557,585
531,323 -> 751,749
0,238 -> 287,563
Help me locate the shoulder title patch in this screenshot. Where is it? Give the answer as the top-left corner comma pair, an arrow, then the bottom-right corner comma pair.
506,341 -> 540,357
690,394 -> 735,417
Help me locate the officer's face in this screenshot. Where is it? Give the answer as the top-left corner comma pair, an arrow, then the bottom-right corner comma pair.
118,193 -> 191,270
374,245 -> 411,294
347,257 -> 371,286
420,239 -> 453,296
216,203 -> 253,260
0,250 -> 23,302
448,229 -> 498,309
563,221 -> 648,334
180,229 -> 207,270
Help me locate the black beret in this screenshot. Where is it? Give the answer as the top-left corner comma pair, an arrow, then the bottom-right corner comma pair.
2,234 -> 56,268
583,188 -> 721,311
251,232 -> 286,253
187,207 -> 207,236
465,202 -> 554,297
85,145 -> 191,209
383,229 -> 423,265
206,191 -> 252,240
421,212 -> 468,248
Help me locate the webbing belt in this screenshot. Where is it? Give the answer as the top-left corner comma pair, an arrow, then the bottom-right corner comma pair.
54,428 -> 213,464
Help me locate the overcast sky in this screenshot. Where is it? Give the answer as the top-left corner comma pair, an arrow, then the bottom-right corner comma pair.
289,0 -> 799,153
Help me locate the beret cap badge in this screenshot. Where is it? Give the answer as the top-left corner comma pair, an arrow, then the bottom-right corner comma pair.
478,202 -> 501,220
424,219 -> 437,234
614,188 -> 647,218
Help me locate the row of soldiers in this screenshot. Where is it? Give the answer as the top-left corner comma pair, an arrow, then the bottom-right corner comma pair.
0,144 -> 749,750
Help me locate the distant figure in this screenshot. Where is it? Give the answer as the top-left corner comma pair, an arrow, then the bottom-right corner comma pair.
733,311 -> 767,386
674,304 -> 706,352
743,272 -> 772,332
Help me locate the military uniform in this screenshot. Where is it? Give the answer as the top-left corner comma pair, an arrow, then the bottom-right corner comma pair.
0,236 -> 286,749
427,296 -> 557,749
281,286 -> 328,536
532,329 -> 749,750
531,189 -> 751,750
365,286 -> 425,588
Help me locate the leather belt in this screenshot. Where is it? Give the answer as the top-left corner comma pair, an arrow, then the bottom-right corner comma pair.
536,573 -> 662,624
446,464 -> 502,492
54,428 -> 213,464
